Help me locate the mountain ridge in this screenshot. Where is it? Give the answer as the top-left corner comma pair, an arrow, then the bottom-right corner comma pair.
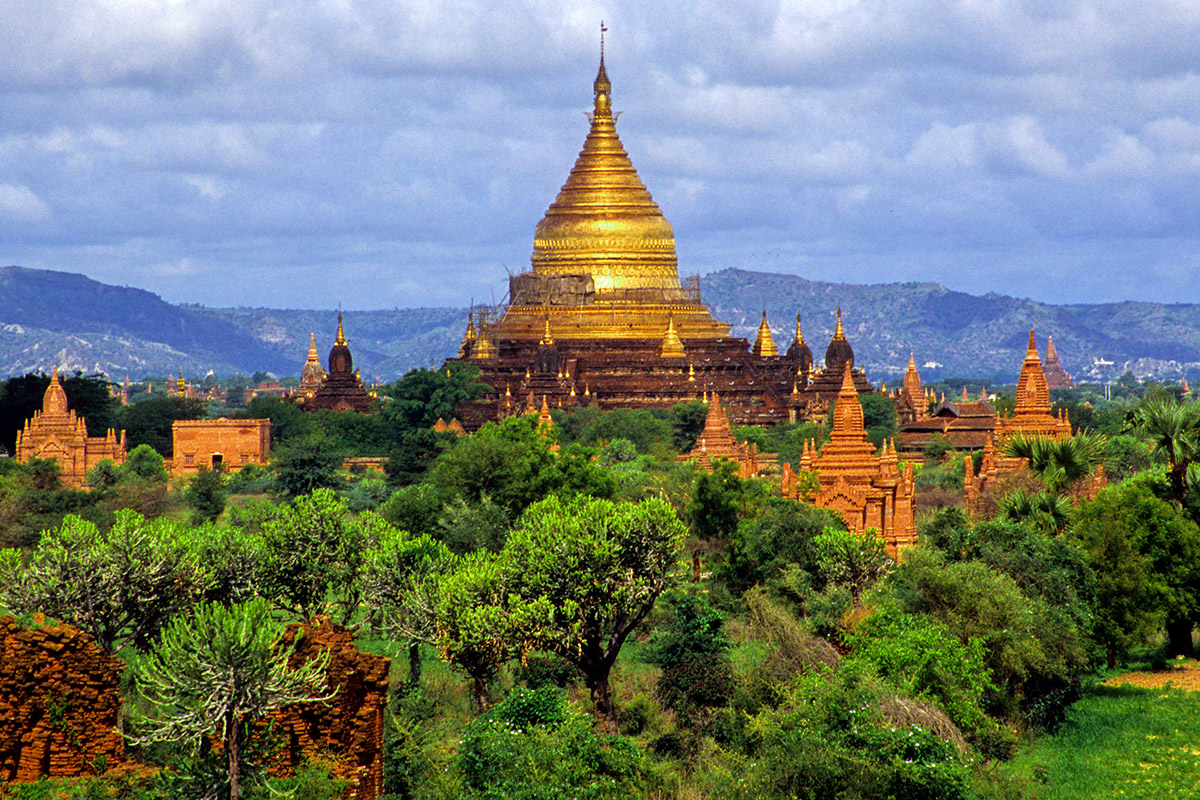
2,265 -> 1197,384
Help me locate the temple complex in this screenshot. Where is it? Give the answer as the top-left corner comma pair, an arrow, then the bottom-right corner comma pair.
303,313 -> 373,413
964,330 -> 1078,512
781,365 -> 917,557
1041,336 -> 1075,389
15,367 -> 126,488
170,418 -> 271,476
448,43 -> 873,428
680,393 -> 773,479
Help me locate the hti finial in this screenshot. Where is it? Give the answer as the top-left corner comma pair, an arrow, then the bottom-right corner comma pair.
594,21 -> 612,103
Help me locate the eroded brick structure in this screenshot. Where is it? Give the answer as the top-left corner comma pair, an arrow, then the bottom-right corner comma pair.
15,367 -> 125,488
0,615 -> 125,784
171,418 -> 271,475
782,365 -> 917,557
273,619 -> 390,800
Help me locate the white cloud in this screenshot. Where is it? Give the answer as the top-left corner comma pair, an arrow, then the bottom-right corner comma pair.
0,184 -> 50,221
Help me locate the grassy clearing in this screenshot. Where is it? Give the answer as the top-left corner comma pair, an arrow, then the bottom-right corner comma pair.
1006,680 -> 1200,799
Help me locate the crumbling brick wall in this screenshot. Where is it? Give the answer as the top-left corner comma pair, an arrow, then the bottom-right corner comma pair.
273,618 -> 390,800
0,615 -> 125,783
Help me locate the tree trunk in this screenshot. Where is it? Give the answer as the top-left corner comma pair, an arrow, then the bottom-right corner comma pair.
585,668 -> 618,734
471,672 -> 490,713
407,641 -> 422,690
1106,642 -> 1117,670
1166,616 -> 1196,659
692,551 -> 701,583
227,712 -> 240,800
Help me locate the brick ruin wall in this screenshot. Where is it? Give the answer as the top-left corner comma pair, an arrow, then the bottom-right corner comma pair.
0,616 -> 390,800
273,619 -> 391,800
0,615 -> 125,783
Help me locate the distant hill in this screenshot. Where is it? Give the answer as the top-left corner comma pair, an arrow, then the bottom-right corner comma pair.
1,265 -> 1198,384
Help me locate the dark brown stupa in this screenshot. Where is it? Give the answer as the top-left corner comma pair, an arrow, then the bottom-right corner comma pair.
304,313 -> 373,413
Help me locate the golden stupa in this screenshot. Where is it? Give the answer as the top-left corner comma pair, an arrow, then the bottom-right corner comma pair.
490,35 -> 728,342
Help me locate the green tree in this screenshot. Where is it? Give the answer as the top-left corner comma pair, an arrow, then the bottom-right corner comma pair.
646,595 -> 733,734
131,598 -> 332,800
719,498 -> 844,597
1128,397 -> 1200,503
812,527 -> 894,606
117,396 -> 207,456
358,521 -> 455,687
0,510 -> 204,652
186,466 -> 228,524
1069,477 -> 1200,662
121,443 -> 169,482
260,489 -> 363,620
503,495 -> 688,730
381,362 -> 487,431
1003,432 -> 1108,495
687,459 -> 743,543
271,437 -> 345,499
448,687 -> 649,800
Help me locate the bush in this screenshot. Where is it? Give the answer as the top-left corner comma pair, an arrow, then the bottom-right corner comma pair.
450,688 -> 650,800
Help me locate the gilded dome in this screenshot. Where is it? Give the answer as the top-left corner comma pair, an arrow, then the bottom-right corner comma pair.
531,52 -> 680,293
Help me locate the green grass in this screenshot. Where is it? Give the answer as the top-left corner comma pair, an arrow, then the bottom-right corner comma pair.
1007,682 -> 1200,799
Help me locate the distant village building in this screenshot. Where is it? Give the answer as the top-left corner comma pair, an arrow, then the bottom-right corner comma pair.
302,313 -> 373,413
782,365 -> 917,558
16,367 -> 126,488
170,418 -> 270,476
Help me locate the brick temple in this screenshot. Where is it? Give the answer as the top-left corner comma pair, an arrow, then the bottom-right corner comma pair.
447,50 -> 874,428
15,367 -> 125,489
782,365 -> 917,557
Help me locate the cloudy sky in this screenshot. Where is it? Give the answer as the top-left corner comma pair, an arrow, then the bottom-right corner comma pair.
3,1 -> 1200,310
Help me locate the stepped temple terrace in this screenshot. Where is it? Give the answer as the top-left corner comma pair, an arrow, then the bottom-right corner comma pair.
447,48 -> 875,428
15,367 -> 125,489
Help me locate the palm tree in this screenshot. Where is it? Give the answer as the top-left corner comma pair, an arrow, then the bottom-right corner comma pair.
998,489 -> 1073,534
1128,398 -> 1200,503
1004,431 -> 1108,495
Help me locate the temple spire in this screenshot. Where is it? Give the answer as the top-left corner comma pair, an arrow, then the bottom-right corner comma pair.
753,311 -> 778,357
336,311 -> 347,346
541,316 -> 555,346
660,315 -> 686,358
833,307 -> 846,341
594,21 -> 611,107
793,313 -> 805,346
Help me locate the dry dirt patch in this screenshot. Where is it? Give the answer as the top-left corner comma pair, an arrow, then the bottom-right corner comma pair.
1103,659 -> 1200,691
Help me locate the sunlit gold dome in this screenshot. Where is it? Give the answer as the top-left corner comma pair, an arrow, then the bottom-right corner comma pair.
531,44 -> 680,293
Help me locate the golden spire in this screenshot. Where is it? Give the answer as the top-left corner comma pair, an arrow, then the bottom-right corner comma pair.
688,363 -> 696,382
307,333 -> 320,361
530,28 -> 679,295
540,316 -> 554,346
660,315 -> 686,358
336,311 -> 346,346
753,311 -> 778,357
458,313 -> 477,358
793,313 -> 805,346
473,327 -> 495,359
833,307 -> 846,341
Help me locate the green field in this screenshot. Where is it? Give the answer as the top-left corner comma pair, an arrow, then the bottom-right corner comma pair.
1008,682 -> 1200,799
